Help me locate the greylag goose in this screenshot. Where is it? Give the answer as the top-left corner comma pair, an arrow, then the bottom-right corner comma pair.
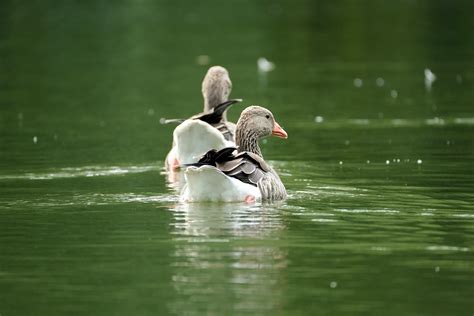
181,106 -> 288,202
165,66 -> 240,170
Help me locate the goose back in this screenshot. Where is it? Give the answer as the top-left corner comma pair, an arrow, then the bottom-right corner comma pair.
186,147 -> 287,200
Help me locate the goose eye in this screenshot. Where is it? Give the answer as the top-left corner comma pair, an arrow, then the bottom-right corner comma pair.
265,115 -> 270,119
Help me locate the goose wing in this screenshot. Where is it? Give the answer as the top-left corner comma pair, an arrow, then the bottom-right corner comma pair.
186,147 -> 268,187
213,121 -> 236,142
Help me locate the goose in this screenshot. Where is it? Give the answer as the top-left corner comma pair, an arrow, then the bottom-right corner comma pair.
181,106 -> 288,203
164,66 -> 240,171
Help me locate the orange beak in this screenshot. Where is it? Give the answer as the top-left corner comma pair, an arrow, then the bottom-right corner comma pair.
272,121 -> 288,139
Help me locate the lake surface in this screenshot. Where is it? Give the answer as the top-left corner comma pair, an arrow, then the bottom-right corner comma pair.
1,1 -> 473,315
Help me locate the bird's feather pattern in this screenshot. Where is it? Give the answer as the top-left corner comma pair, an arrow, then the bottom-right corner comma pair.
186,147 -> 269,187
194,99 -> 241,125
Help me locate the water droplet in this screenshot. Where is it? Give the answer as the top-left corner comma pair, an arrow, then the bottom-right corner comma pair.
196,55 -> 210,66
386,160 -> 390,165
417,159 -> 423,164
147,108 -> 155,116
258,57 -> 275,72
339,161 -> 343,165
18,113 -> 24,128
390,90 -> 398,98
424,68 -> 436,91
353,78 -> 363,88
315,116 -> 324,123
366,160 -> 370,164
33,136 -> 38,144
344,140 -> 350,145
330,281 -> 338,288
435,266 -> 440,272
376,77 -> 385,87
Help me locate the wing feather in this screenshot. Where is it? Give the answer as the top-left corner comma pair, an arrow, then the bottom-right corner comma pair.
187,147 -> 267,187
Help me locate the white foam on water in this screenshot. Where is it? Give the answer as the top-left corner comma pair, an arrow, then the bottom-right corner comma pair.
311,218 -> 338,223
426,246 -> 469,252
337,208 -> 399,214
452,214 -> 474,218
454,117 -> 474,125
2,192 -> 178,209
313,117 -> 474,129
371,246 -> 390,252
426,117 -> 445,126
0,164 -> 160,181
348,119 -> 370,125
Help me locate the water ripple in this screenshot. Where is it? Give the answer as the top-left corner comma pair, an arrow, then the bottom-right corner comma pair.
336,208 -> 399,214
310,117 -> 474,129
1,192 -> 177,209
0,164 -> 160,181
426,245 -> 470,252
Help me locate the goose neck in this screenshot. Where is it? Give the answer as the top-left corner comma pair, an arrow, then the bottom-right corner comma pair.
236,128 -> 262,157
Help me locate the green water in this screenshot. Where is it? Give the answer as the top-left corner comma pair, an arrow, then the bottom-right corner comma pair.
1,1 -> 473,315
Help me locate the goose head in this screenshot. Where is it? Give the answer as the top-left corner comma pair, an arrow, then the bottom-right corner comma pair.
202,66 -> 232,115
235,106 -> 288,156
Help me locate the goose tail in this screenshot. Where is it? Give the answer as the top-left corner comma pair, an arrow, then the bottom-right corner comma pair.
197,99 -> 242,125
174,120 -> 232,165
160,117 -> 186,125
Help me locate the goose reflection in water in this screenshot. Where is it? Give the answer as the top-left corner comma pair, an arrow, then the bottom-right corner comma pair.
166,202 -> 288,314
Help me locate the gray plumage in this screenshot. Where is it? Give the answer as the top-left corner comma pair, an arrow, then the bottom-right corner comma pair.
190,99 -> 241,142
191,106 -> 288,201
234,106 -> 288,200
200,67 -> 238,140
163,66 -> 239,141
202,66 -> 232,116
